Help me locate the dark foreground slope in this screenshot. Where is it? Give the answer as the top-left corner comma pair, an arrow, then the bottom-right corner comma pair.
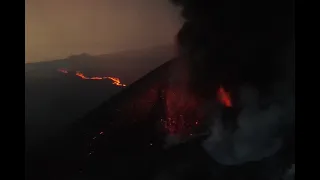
25,73 -> 123,151
26,58 -> 294,180
25,59 -> 173,180
25,45 -> 173,151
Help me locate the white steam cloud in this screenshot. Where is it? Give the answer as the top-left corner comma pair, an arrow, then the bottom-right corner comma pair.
202,44 -> 294,165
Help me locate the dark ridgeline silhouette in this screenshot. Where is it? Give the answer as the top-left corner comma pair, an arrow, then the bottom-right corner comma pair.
25,0 -> 294,180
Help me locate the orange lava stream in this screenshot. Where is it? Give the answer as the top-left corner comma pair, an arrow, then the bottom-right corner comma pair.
58,69 -> 126,87
217,86 -> 232,107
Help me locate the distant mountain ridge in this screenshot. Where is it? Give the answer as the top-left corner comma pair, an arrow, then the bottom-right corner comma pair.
26,44 -> 174,64
25,44 -> 174,84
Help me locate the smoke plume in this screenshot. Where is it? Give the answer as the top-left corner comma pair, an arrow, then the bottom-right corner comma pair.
169,0 -> 294,166
171,0 -> 294,95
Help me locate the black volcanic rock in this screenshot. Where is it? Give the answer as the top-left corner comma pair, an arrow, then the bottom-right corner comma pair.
26,57 -> 294,180
25,45 -> 175,151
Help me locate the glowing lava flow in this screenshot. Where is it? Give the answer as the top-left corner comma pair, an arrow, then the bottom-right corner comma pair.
57,69 -> 126,87
217,86 -> 232,107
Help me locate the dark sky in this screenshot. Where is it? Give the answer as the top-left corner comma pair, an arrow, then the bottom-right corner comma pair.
26,0 -> 182,63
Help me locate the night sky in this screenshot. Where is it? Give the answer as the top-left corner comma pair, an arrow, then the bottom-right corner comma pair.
26,0 -> 182,63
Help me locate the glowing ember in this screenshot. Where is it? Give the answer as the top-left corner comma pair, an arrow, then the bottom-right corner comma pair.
75,72 -> 89,80
163,86 -> 232,136
217,86 -> 232,107
104,77 -> 126,87
90,77 -> 103,80
58,69 -> 126,87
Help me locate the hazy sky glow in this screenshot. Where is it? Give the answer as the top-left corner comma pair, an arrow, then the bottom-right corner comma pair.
26,0 -> 182,63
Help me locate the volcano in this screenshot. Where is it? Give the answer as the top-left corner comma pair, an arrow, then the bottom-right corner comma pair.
25,57 -> 294,180
25,0 -> 294,179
